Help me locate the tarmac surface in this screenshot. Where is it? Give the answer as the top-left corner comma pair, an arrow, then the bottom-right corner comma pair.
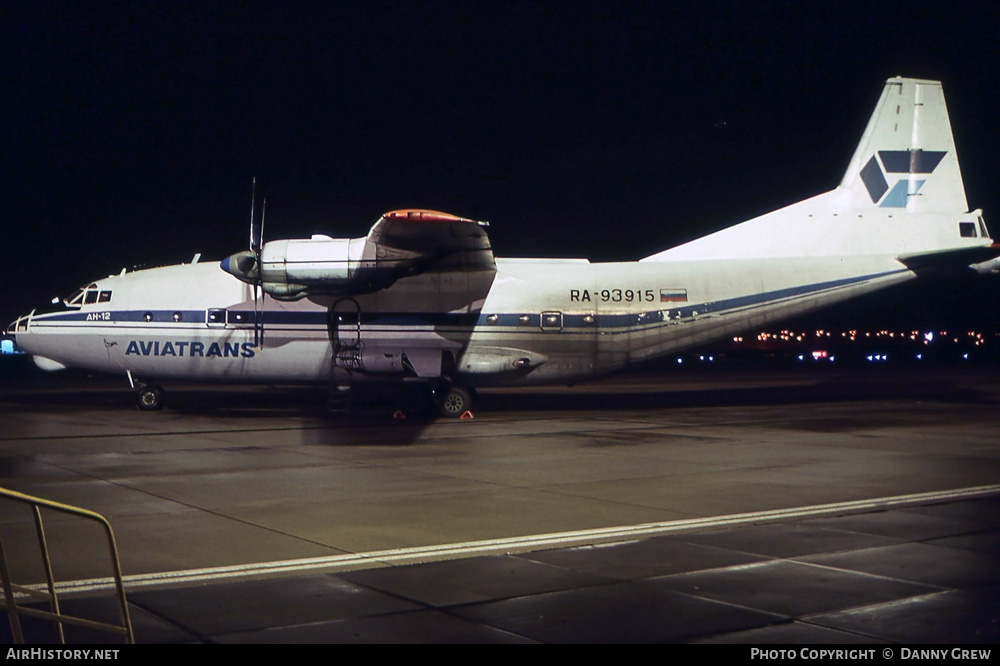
1,363 -> 999,643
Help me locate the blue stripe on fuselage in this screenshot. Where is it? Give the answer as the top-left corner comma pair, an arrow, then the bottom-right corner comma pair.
28,269 -> 904,332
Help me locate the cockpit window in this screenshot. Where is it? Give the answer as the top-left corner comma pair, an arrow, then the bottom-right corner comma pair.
65,289 -> 85,307
63,283 -> 110,309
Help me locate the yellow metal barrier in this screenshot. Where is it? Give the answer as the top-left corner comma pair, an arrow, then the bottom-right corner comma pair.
0,487 -> 133,643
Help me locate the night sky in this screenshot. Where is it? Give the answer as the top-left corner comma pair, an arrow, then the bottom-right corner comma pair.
4,1 -> 1000,329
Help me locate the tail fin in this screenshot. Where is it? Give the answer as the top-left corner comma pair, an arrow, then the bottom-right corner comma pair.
840,77 -> 968,214
644,77 -> 990,262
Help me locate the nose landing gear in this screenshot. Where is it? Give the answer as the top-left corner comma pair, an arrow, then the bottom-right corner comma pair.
135,383 -> 165,411
128,371 -> 165,410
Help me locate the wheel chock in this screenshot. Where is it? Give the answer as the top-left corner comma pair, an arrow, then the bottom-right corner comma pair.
393,409 -> 407,420
460,410 -> 474,420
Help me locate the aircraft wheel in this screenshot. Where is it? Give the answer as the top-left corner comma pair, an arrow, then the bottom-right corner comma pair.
437,385 -> 473,418
136,385 -> 165,411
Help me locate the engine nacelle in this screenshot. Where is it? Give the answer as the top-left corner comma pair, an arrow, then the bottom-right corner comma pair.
260,236 -> 361,282
260,236 -> 370,299
221,209 -> 495,300
223,235 -> 412,300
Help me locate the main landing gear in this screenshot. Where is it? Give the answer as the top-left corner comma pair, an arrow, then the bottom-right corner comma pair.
399,382 -> 477,418
436,384 -> 475,418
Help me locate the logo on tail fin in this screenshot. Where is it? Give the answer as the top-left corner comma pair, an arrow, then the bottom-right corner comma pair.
859,149 -> 947,208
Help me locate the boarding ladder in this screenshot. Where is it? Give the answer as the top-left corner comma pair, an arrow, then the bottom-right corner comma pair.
327,299 -> 364,412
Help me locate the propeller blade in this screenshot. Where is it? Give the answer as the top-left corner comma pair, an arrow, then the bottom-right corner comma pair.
255,198 -> 266,349
249,177 -> 259,252
246,180 -> 266,349
259,198 -> 266,255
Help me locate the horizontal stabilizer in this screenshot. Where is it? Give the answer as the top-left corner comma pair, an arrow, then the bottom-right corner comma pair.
897,244 -> 1000,271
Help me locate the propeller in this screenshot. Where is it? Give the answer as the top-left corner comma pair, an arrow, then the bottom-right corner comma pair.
248,179 -> 266,349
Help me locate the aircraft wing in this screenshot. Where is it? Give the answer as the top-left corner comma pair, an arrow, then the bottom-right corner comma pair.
366,209 -> 495,273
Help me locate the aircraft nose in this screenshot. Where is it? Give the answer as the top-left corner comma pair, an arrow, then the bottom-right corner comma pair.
6,312 -> 32,340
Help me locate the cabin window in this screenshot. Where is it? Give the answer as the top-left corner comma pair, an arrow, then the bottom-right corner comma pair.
99,291 -> 112,303
207,309 -> 226,324
959,222 -> 977,238
84,290 -> 99,304
541,311 -> 563,331
172,312 -> 183,322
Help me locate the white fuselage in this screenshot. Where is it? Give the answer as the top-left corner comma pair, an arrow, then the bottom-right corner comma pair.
9,253 -> 913,387
10,78 -> 990,392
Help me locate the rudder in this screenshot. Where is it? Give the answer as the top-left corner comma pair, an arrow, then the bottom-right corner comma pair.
839,77 -> 968,214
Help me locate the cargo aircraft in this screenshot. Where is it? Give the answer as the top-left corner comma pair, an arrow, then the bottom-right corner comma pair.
8,77 -> 999,416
